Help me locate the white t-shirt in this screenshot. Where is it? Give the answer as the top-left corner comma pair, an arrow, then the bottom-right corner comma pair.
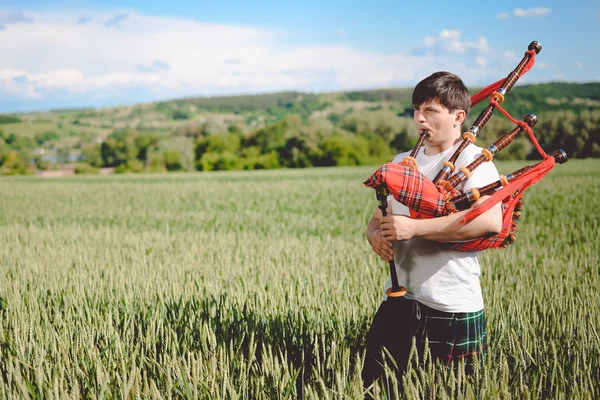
384,141 -> 500,312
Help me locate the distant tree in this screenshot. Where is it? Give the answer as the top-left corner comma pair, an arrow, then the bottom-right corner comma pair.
239,146 -> 261,170
213,151 -> 242,171
160,137 -> 195,171
494,137 -> 531,161
250,120 -> 287,153
34,131 -> 61,146
56,146 -> 71,164
0,115 -> 21,124
135,134 -> 160,163
81,143 -> 103,167
367,136 -> 394,165
195,133 -> 241,160
317,135 -> 369,166
172,110 -> 189,120
100,130 -> 139,167
4,133 -> 35,151
201,118 -> 228,136
227,124 -> 245,136
197,152 -> 221,171
115,159 -> 144,173
163,150 -> 184,171
0,151 -> 34,175
278,136 -> 315,168
390,131 -> 416,153
74,163 -> 99,174
248,114 -> 302,153
253,151 -> 280,169
327,112 -> 343,125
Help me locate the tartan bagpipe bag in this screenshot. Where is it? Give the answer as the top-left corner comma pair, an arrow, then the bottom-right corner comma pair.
364,155 -> 560,252
364,41 -> 568,252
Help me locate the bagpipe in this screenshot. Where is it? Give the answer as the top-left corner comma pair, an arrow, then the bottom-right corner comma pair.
364,41 -> 569,297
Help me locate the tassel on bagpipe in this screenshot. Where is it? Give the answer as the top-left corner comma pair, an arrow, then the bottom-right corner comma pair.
364,41 -> 569,252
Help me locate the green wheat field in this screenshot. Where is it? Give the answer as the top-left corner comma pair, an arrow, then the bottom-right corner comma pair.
1,159 -> 599,399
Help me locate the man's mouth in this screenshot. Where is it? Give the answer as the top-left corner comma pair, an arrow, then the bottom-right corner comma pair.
419,129 -> 431,138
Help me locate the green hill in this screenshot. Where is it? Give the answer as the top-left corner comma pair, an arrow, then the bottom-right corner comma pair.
1,82 -> 599,175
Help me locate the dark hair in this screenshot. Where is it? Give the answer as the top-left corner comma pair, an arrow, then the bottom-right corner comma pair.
412,72 -> 470,115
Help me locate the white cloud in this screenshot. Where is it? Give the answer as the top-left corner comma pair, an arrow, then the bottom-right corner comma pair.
137,60 -> 170,73
0,9 -> 524,104
0,10 -> 32,24
497,7 -> 551,19
0,10 -> 32,30
423,36 -> 435,47
440,29 -> 461,39
0,9 -> 441,100
336,28 -> 345,37
426,30 -> 490,54
477,37 -> 490,53
1,68 -> 160,98
537,62 -> 548,69
514,8 -> 551,17
104,13 -> 128,28
575,61 -> 583,68
503,50 -> 516,62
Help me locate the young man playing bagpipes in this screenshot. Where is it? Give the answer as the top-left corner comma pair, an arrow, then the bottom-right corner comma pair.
362,71 -> 503,391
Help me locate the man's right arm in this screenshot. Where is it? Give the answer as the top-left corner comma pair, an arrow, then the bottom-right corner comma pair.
366,206 -> 394,262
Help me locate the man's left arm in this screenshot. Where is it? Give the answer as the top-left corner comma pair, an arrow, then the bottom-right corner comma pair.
380,154 -> 503,243
380,196 -> 502,242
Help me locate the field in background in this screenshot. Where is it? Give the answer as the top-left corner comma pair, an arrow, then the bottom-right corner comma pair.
0,159 -> 599,399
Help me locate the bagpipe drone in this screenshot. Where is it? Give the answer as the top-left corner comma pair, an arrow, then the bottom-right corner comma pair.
364,41 -> 569,297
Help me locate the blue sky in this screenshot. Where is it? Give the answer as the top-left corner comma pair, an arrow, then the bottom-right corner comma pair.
0,0 -> 598,113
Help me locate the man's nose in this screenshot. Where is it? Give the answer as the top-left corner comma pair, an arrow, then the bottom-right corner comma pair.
415,111 -> 426,122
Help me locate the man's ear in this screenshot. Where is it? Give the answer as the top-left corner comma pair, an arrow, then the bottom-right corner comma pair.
454,109 -> 466,126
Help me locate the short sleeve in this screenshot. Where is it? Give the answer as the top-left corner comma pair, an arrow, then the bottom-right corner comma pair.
391,151 -> 409,164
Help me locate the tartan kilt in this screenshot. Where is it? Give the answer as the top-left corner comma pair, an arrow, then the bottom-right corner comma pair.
417,302 -> 488,367
362,297 -> 487,388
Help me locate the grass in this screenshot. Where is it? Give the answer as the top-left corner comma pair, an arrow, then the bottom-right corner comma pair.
0,159 -> 599,399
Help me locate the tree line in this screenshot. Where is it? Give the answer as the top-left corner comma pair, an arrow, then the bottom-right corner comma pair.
1,108 -> 598,176
0,81 -> 599,175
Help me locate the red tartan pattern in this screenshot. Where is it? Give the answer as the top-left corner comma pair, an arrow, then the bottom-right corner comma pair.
444,196 -> 523,251
364,162 -> 523,252
364,163 -> 460,217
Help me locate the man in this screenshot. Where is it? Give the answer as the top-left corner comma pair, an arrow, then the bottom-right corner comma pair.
362,72 -> 503,393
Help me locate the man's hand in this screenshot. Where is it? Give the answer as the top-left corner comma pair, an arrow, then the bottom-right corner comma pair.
380,215 -> 417,242
367,228 -> 394,262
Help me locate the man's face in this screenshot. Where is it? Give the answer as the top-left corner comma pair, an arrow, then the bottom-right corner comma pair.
413,100 -> 463,148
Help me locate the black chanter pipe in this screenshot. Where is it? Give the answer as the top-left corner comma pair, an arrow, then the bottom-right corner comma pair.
376,187 -> 407,297
450,149 -> 568,210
